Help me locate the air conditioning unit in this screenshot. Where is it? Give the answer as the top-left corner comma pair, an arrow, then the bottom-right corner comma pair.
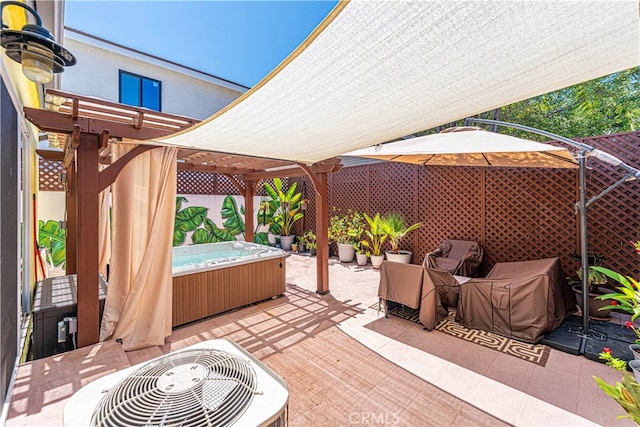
64,340 -> 288,426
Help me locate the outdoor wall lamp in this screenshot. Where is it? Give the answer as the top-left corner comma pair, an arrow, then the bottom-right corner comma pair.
1,1 -> 76,84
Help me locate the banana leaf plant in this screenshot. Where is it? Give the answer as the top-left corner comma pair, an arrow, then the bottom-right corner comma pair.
253,200 -> 273,245
263,178 -> 303,237
361,213 -> 387,257
173,196 -> 245,246
173,197 -> 208,246
38,219 -> 66,267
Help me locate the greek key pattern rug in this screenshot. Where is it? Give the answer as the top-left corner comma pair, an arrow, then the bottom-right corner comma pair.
373,303 -> 550,367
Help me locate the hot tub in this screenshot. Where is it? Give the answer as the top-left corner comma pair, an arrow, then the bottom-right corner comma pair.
171,242 -> 287,327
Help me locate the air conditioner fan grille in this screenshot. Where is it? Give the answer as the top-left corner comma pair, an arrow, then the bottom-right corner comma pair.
90,348 -> 258,427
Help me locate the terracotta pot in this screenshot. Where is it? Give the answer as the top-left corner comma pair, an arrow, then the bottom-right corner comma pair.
571,285 -> 613,320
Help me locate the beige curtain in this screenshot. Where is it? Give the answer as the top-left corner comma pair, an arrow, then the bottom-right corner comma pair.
100,144 -> 177,351
98,164 -> 111,279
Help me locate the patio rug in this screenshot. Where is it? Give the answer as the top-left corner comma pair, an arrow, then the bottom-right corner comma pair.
372,302 -> 550,367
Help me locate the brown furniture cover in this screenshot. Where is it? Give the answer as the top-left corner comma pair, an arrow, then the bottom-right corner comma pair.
378,261 -> 423,310
424,240 -> 483,277
456,257 -> 576,343
378,261 -> 448,330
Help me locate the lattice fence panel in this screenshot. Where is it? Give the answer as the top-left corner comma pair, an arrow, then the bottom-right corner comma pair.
485,168 -> 577,276
367,162 -> 420,261
417,167 -> 483,268
39,160 -> 64,191
287,177 -> 315,237
177,171 -> 217,194
580,132 -> 640,276
216,175 -> 241,195
328,166 -> 369,214
255,178 -> 281,197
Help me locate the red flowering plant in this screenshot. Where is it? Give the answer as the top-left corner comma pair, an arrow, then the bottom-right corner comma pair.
593,347 -> 640,423
594,266 -> 640,344
632,240 -> 640,255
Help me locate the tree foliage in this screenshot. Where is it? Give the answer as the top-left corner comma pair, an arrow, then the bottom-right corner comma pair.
497,68 -> 640,139
424,67 -> 640,140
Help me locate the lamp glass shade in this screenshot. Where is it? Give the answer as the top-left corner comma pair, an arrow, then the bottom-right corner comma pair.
21,49 -> 53,84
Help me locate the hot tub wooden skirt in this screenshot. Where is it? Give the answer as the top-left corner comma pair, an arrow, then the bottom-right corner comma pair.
172,257 -> 286,327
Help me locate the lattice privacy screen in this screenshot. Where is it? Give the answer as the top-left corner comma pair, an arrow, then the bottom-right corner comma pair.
39,132 -> 640,276
39,160 -> 64,191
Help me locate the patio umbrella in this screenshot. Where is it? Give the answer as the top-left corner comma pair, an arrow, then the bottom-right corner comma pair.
347,120 -> 640,354
344,127 -> 578,169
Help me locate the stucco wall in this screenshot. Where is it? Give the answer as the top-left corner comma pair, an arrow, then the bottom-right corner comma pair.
61,31 -> 246,120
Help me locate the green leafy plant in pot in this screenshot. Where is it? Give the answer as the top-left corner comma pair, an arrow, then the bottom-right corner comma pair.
263,178 -> 303,250
328,208 -> 365,262
304,232 -> 317,255
379,212 -> 422,264
592,262 -> 640,422
361,213 -> 388,268
570,251 -> 613,319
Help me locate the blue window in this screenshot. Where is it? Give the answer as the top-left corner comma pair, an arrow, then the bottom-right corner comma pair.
119,70 -> 161,111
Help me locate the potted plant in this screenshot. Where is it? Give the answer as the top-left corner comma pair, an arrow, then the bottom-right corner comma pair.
297,232 -> 308,252
306,234 -> 317,256
379,212 -> 422,264
592,260 -> 640,421
594,265 -> 640,358
570,252 -> 613,320
263,178 -> 304,251
361,213 -> 387,269
353,240 -> 368,266
328,209 -> 365,263
593,347 -> 640,424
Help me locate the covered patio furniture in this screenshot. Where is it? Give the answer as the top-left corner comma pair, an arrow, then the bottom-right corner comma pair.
424,240 -> 483,277
378,261 -> 423,317
378,261 -> 448,330
455,257 -> 577,343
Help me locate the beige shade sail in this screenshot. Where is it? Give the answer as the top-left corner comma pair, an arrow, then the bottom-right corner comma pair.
344,129 -> 579,168
153,1 -> 638,164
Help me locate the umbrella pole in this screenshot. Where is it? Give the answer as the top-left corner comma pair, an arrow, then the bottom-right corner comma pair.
577,150 -> 591,353
464,117 -> 640,353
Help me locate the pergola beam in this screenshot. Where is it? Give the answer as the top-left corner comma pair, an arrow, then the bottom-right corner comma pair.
25,89 -> 343,348
76,133 -> 100,347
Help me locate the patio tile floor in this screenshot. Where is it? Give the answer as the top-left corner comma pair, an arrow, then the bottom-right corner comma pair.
5,254 -> 633,426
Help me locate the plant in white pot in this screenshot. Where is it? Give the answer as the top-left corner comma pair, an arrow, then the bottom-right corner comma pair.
361,213 -> 387,269
263,178 -> 303,251
380,212 -> 422,264
328,209 -> 364,263
353,240 -> 368,266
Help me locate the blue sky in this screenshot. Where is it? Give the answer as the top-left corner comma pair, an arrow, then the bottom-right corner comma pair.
64,1 -> 338,88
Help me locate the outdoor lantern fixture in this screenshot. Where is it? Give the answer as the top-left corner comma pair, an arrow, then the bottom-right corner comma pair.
1,1 -> 76,84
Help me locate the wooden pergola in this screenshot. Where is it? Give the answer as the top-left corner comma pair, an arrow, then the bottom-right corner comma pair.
26,89 -> 342,348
